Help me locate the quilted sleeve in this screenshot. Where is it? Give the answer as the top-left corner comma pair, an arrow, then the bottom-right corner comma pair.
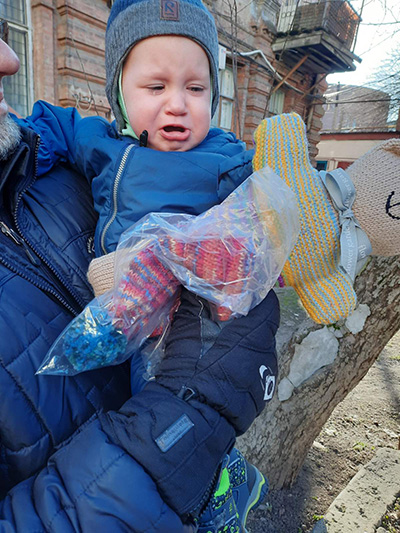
13,101 -> 112,182
0,416 -> 186,533
217,148 -> 254,202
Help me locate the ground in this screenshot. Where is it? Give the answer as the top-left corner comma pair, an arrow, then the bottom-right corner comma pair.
379,496 -> 400,532
247,330 -> 400,533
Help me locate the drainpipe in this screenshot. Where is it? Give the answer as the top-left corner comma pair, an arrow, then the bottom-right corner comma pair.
396,107 -> 400,132
333,81 -> 340,131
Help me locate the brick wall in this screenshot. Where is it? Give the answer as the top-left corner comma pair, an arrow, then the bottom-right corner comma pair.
31,0 -> 110,118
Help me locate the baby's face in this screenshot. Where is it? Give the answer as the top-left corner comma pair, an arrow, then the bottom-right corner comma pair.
122,35 -> 212,152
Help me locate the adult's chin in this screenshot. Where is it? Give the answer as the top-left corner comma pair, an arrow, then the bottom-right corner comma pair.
0,99 -> 9,118
0,113 -> 21,161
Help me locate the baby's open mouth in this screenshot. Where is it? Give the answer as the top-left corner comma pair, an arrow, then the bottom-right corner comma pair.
163,126 -> 186,133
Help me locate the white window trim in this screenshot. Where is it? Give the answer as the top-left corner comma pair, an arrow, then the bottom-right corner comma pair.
268,88 -> 285,116
212,66 -> 235,131
25,0 -> 33,111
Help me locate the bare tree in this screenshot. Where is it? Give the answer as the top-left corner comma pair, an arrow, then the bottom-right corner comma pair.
367,47 -> 400,121
238,255 -> 400,488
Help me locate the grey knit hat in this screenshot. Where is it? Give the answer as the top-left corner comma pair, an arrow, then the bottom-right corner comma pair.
105,0 -> 220,132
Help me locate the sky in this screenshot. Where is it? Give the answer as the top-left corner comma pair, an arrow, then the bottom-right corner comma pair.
327,0 -> 400,87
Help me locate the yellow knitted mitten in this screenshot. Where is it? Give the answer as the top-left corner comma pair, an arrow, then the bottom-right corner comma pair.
253,113 -> 357,324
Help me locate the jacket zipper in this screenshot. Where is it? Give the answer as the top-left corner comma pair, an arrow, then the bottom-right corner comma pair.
0,249 -> 77,315
100,143 -> 135,255
0,221 -> 41,266
186,465 -> 221,523
7,136 -> 81,315
1,218 -> 78,313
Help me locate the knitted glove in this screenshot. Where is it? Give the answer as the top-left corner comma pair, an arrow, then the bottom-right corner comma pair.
87,237 -> 250,321
87,250 -> 117,297
112,246 -> 180,336
158,235 -> 252,321
253,113 -> 400,325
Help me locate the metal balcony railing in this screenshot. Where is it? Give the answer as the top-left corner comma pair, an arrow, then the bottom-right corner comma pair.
277,0 -> 360,51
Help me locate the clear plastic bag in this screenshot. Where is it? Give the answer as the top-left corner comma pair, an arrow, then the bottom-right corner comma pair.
37,166 -> 299,376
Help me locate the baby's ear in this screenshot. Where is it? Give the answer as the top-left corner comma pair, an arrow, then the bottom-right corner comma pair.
347,138 -> 400,257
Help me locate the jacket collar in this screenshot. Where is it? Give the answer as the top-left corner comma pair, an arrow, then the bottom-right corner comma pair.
0,126 -> 39,216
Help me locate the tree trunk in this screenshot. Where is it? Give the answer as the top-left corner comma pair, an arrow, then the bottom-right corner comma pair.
237,255 -> 400,489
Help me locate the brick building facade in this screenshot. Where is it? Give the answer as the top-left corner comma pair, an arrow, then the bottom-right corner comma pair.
316,84 -> 400,170
322,85 -> 392,133
2,0 -> 361,160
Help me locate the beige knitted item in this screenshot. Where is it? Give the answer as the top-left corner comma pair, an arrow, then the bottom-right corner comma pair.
347,138 -> 400,257
87,251 -> 116,297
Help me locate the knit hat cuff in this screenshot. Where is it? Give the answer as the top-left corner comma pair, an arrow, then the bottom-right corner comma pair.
87,252 -> 116,297
118,70 -> 139,139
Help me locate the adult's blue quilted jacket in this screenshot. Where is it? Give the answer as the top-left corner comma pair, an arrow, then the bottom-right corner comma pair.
0,126 -> 189,532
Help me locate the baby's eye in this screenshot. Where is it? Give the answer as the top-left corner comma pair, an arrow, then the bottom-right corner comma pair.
188,86 -> 204,93
148,85 -> 164,92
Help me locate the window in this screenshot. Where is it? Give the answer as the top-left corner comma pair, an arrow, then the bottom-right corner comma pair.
268,89 -> 285,116
211,67 -> 234,131
316,160 -> 327,171
1,0 -> 31,116
337,161 -> 352,170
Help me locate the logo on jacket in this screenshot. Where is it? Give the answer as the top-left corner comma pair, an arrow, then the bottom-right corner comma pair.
86,235 -> 95,255
259,365 -> 276,401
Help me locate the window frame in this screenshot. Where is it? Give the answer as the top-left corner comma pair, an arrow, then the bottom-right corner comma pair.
267,88 -> 285,117
211,65 -> 235,131
0,19 -> 9,43
1,0 -> 33,117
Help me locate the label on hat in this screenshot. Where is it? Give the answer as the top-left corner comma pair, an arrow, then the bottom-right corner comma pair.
160,0 -> 180,20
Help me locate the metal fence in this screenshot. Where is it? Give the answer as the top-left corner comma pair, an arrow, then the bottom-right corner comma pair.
277,0 -> 360,49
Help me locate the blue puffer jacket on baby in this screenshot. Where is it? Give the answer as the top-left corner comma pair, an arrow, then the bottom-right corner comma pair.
17,101 -> 254,256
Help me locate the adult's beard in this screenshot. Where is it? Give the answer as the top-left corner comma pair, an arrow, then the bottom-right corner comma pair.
0,114 -> 21,161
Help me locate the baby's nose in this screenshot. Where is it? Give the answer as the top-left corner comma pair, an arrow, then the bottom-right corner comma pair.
166,90 -> 187,114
